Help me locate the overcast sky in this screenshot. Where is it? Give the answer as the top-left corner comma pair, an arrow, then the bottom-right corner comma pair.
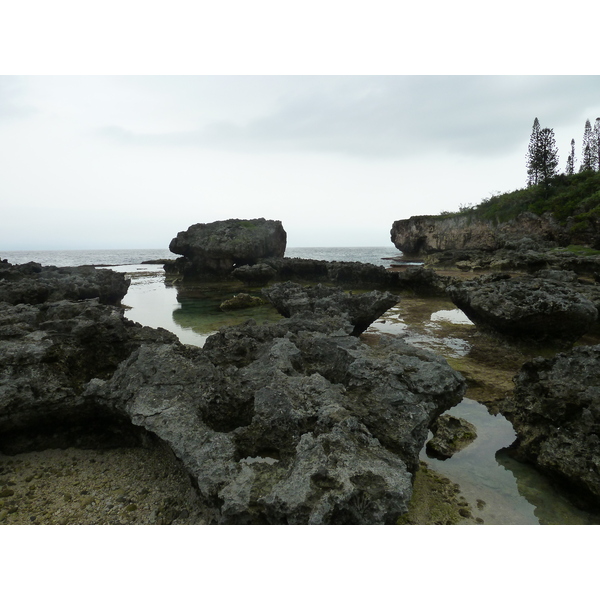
1,75 -> 599,250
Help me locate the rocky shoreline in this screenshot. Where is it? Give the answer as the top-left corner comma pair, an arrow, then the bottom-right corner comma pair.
4,216 -> 600,523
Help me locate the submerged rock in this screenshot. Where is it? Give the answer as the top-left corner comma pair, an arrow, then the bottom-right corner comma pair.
219,293 -> 266,311
168,218 -> 287,278
447,273 -> 598,346
426,414 -> 477,460
501,345 -> 600,509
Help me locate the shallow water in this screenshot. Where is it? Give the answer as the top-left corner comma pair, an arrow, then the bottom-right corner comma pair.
420,399 -> 600,525
114,264 -> 282,347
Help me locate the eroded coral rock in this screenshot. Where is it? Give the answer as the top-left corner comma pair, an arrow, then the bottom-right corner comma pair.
0,260 -> 130,305
501,345 -> 600,509
86,310 -> 466,524
168,218 -> 287,278
426,414 -> 477,460
262,281 -> 400,336
447,273 -> 598,346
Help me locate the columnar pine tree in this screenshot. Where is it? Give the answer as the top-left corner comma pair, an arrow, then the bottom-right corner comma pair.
526,117 -> 541,186
593,117 -> 600,171
566,138 -> 576,175
537,128 -> 559,183
580,119 -> 594,172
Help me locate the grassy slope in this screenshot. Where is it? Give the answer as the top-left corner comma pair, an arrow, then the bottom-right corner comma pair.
443,171 -> 600,237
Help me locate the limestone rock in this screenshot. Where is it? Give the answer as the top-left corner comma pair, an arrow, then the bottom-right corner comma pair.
0,260 -> 130,305
426,414 -> 477,459
87,312 -> 465,524
390,212 -> 566,257
0,299 -> 177,453
447,273 -> 598,346
232,263 -> 277,286
501,345 -> 600,509
261,281 -> 400,336
219,293 -> 266,311
168,218 -> 287,278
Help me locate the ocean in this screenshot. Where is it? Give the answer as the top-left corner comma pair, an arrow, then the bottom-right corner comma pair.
0,247 -> 404,268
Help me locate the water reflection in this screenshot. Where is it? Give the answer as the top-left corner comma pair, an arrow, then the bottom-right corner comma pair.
118,264 -> 283,347
422,399 -> 600,524
369,301 -> 472,357
172,295 -> 282,342
495,449 -> 600,525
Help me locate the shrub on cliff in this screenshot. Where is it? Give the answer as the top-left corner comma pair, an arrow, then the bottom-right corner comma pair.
467,170 -> 600,231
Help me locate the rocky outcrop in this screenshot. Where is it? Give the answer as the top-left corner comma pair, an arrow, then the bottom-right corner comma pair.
424,246 -> 600,278
259,257 -> 396,287
168,219 -> 287,279
261,282 -> 400,336
232,263 -> 277,286
501,345 -> 600,509
447,273 -> 598,346
425,414 -> 477,460
0,260 -> 130,305
391,212 -> 567,257
0,274 -> 466,524
0,299 -> 177,453
86,311 -> 465,524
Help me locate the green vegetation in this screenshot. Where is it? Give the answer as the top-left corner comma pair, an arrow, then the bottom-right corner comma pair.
554,245 -> 600,256
442,170 -> 600,235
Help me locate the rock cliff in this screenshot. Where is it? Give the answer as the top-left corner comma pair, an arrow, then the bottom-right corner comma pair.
390,212 -> 567,257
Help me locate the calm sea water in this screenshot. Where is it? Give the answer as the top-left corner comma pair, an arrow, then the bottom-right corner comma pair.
0,247 -> 403,268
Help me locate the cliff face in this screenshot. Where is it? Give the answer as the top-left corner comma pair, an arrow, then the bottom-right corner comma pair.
390,212 -> 568,256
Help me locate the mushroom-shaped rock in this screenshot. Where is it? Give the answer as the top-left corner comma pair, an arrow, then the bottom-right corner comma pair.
169,218 -> 287,278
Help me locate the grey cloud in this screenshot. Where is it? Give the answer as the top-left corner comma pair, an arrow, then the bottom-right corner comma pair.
0,77 -> 37,120
98,76 -> 600,158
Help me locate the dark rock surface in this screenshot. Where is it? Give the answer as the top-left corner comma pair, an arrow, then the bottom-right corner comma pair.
447,273 -> 598,346
424,247 -> 600,278
219,293 -> 266,310
426,414 -> 477,460
232,263 -> 277,286
395,266 -> 451,296
0,275 -> 466,523
261,282 -> 400,336
168,219 -> 287,278
260,257 -> 396,287
86,311 -> 465,524
0,260 -> 130,305
0,299 -> 177,453
501,345 -> 600,508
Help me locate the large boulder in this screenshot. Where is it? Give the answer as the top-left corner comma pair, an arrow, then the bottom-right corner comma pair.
261,282 -> 400,336
86,311 -> 466,524
168,218 -> 287,278
447,273 -> 598,346
0,260 -> 130,305
500,345 -> 600,509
